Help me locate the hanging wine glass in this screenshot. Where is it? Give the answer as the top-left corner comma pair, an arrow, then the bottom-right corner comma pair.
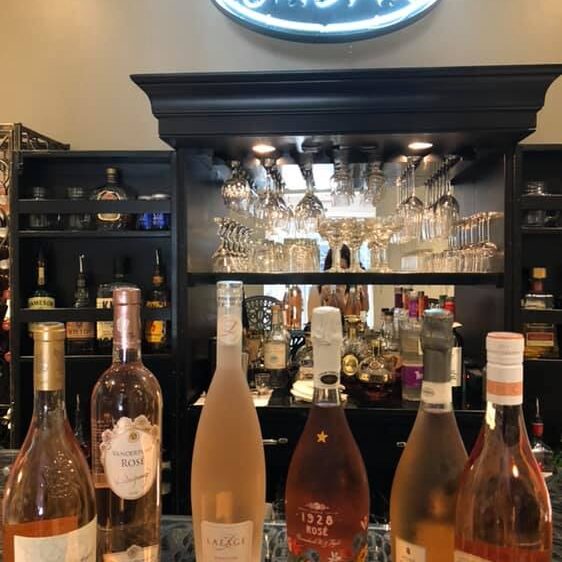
400,160 -> 424,243
295,155 -> 325,234
362,161 -> 386,207
221,161 -> 256,216
331,148 -> 354,207
435,160 -> 460,240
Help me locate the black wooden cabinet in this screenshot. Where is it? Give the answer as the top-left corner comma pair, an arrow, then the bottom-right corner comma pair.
9,66 -> 562,516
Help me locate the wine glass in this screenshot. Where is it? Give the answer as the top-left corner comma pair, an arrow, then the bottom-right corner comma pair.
331,148 -> 354,207
342,219 -> 367,273
294,159 -> 325,233
362,162 -> 386,207
221,161 -> 256,216
318,218 -> 346,273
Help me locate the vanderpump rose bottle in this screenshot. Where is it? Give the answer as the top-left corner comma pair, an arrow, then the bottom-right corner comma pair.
91,287 -> 163,561
191,281 -> 266,562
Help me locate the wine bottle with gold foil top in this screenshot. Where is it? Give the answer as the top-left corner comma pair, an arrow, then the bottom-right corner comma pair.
144,249 -> 169,352
286,307 -> 370,562
2,323 -> 96,562
91,287 -> 163,561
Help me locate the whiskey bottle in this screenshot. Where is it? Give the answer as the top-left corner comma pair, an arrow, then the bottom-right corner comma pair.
27,248 -> 55,336
286,307 -> 369,562
523,267 -> 559,359
96,257 -> 136,353
66,254 -> 95,354
144,249 -> 169,352
341,315 -> 369,392
3,323 -> 96,562
91,287 -> 162,560
91,167 -> 131,230
264,304 -> 289,389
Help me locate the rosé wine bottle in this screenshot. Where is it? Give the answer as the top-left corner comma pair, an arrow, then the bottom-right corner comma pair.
191,281 -> 266,562
286,306 -> 370,562
91,287 -> 163,561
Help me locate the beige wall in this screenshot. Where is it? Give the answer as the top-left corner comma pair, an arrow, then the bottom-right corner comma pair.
2,0 -> 562,149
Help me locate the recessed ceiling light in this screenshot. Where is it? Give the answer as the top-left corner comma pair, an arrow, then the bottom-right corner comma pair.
408,141 -> 434,151
253,143 -> 276,155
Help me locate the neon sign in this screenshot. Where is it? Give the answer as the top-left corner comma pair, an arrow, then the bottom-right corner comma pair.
212,0 -> 441,42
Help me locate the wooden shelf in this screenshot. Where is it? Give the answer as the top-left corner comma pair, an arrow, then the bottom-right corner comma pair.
520,195 -> 562,210
18,199 -> 171,214
187,272 -> 504,287
521,226 -> 562,234
19,307 -> 171,321
18,230 -> 170,238
20,353 -> 172,363
520,308 -> 562,323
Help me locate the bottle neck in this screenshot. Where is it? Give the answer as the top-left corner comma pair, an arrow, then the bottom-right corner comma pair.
112,303 -> 142,363
312,337 -> 342,407
312,384 -> 341,407
531,279 -> 544,294
37,263 -> 46,288
484,401 -> 529,448
216,299 -> 243,371
33,337 -> 66,426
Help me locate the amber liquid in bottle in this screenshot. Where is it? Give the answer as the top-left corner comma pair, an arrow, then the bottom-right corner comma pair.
391,309 -> 468,562
91,287 -> 163,561
2,323 -> 96,562
286,306 -> 370,562
455,332 -> 552,562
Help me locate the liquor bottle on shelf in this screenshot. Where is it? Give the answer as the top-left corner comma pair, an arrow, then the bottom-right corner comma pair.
531,398 -> 555,479
341,315 -> 369,393
399,295 -> 423,402
444,296 -> 464,409
455,332 -> 552,562
96,257 -> 136,353
283,284 -> 303,331
73,393 -> 90,464
523,267 -> 559,359
264,304 -> 289,389
286,307 -> 369,562
344,284 -> 362,317
144,249 -> 169,353
27,248 -> 55,336
91,287 -> 162,560
3,323 -> 96,562
66,254 -> 95,355
391,309 -> 467,561
90,167 -> 131,230
191,281 -> 265,562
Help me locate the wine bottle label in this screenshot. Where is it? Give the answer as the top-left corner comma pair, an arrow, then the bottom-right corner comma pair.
287,503 -> 368,562
97,297 -> 114,341
28,296 -> 55,308
264,342 -> 287,370
218,313 -> 242,346
395,537 -> 426,562
96,189 -> 122,222
12,516 -> 96,562
451,346 -> 462,387
401,364 -> 423,390
100,415 -> 159,500
66,321 -> 95,340
526,331 -> 555,347
454,552 -> 490,562
201,520 -> 253,562
145,320 -> 166,344
103,544 -> 159,562
421,381 -> 451,404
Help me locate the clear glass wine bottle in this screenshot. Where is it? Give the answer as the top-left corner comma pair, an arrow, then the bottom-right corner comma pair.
454,332 -> 552,562
2,323 -> 96,562
391,309 -> 467,562
91,287 -> 163,561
